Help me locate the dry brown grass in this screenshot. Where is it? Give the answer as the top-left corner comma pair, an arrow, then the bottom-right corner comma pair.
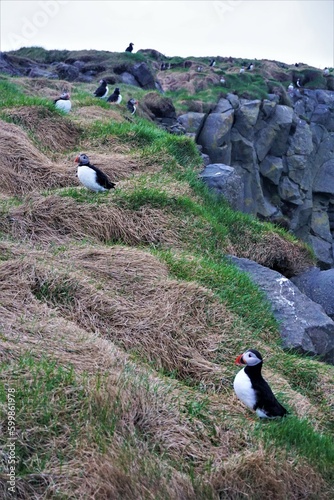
0,243 -> 333,499
227,230 -> 314,277
0,120 -> 74,195
2,106 -> 81,152
212,448 -> 330,499
1,194 -> 182,246
71,105 -> 125,126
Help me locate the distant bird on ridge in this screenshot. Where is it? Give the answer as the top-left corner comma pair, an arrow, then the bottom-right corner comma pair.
233,349 -> 288,419
93,79 -> 108,99
323,67 -> 330,76
75,153 -> 116,192
209,58 -> 216,67
107,87 -> 122,104
127,98 -> 138,115
125,43 -> 134,52
54,92 -> 71,113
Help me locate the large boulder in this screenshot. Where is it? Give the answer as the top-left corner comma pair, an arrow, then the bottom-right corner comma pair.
131,62 -> 156,89
197,102 -> 234,164
292,267 -> 334,319
229,256 -> 334,364
199,164 -> 244,211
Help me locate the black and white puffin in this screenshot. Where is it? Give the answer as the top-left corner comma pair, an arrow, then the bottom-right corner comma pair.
125,43 -> 134,53
323,67 -> 329,76
247,62 -> 254,71
209,58 -> 216,67
233,349 -> 288,418
75,153 -> 116,192
107,87 -> 122,104
93,79 -> 109,99
54,92 -> 71,113
127,98 -> 138,115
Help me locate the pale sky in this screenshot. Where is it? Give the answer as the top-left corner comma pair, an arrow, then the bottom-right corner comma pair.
0,1 -> 333,69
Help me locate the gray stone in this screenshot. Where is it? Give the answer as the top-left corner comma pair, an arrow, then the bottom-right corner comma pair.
213,98 -> 233,113
229,256 -> 334,364
177,112 -> 206,134
292,267 -> 334,319
286,154 -> 310,189
226,93 -> 240,109
287,120 -> 314,156
131,62 -> 156,89
119,71 -> 140,86
309,235 -> 333,268
260,155 -> 283,185
55,63 -> 79,81
313,159 -> 334,194
197,109 -> 234,163
199,164 -> 244,211
231,129 -> 256,165
278,176 -> 303,205
234,99 -> 261,139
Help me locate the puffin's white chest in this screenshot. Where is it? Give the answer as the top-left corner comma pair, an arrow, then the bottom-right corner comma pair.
77,165 -> 105,192
56,100 -> 71,113
233,368 -> 256,410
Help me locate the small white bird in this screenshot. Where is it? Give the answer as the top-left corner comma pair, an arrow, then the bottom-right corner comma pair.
288,83 -> 294,91
220,77 -> 226,84
239,67 -> 245,74
323,67 -> 330,76
54,92 -> 71,113
75,153 -> 116,193
233,349 -> 288,418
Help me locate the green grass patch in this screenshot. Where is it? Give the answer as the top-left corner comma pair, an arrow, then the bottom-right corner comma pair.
0,355 -> 125,475
257,416 -> 334,480
155,249 -> 278,337
0,78 -> 59,111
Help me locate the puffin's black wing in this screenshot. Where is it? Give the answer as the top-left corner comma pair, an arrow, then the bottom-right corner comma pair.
107,93 -> 117,103
94,85 -> 105,97
89,164 -> 116,190
253,377 -> 288,417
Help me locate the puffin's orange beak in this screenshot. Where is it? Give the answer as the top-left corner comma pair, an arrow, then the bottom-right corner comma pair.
75,156 -> 79,163
235,354 -> 245,366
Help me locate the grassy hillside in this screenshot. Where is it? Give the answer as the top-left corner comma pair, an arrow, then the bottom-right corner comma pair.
0,74 -> 333,499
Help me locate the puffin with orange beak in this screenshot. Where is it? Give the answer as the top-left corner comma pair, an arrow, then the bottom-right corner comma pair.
233,349 -> 288,418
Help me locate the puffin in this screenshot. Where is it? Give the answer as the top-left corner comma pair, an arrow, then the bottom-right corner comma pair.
247,62 -> 254,71
239,67 -> 245,73
93,79 -> 109,99
127,98 -> 138,115
296,78 -> 301,88
209,58 -> 216,67
75,153 -> 116,192
125,43 -> 134,53
54,92 -> 71,113
323,67 -> 330,76
233,349 -> 288,418
107,87 -> 122,104
288,82 -> 294,91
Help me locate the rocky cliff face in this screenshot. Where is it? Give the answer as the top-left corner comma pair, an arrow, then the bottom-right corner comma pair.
181,89 -> 334,268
